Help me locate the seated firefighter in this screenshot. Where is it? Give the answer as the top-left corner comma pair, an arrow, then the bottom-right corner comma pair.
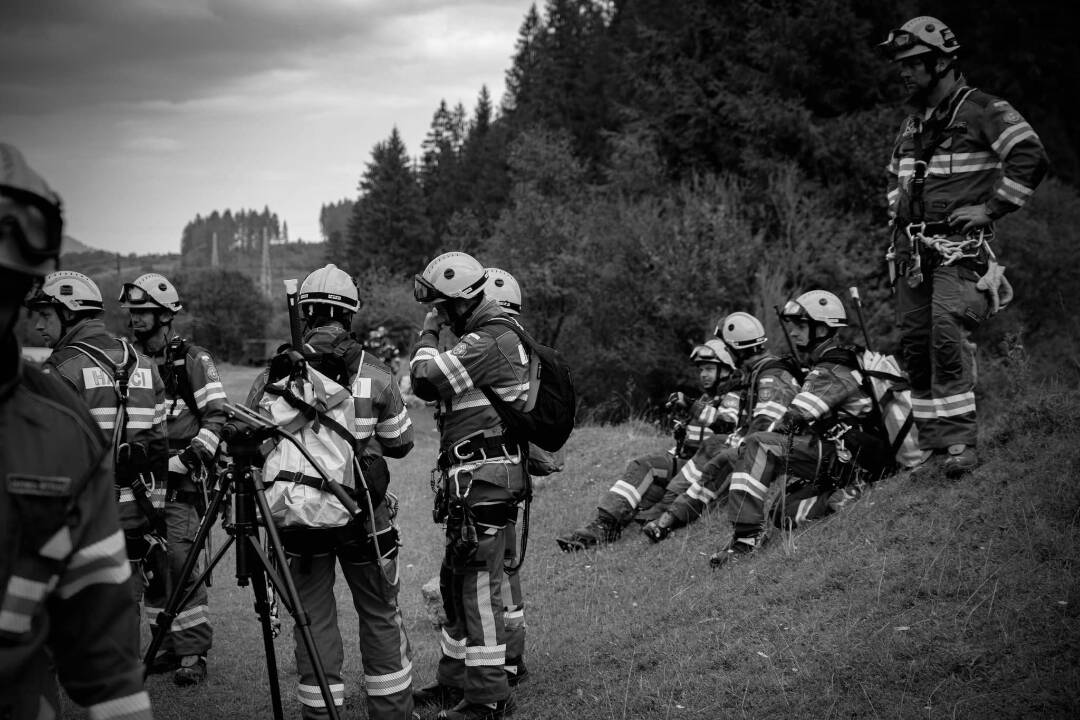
555,340 -> 739,552
642,311 -> 802,541
709,290 -> 894,568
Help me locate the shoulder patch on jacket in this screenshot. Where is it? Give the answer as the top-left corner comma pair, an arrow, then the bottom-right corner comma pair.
200,353 -> 220,381
451,342 -> 469,357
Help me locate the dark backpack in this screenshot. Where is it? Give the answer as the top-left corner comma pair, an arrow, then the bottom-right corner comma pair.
478,317 -> 576,453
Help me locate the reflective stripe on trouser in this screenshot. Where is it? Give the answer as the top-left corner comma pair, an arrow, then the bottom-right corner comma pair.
437,461 -> 526,705
896,264 -> 987,449
774,483 -> 861,530
666,443 -> 740,526
502,515 -> 525,677
288,546 -> 414,719
597,454 -> 682,526
727,432 -> 828,533
142,500 -> 212,657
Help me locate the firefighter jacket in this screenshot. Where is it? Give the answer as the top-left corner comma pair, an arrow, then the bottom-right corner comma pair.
155,337 -> 227,459
1,337 -> 153,720
410,299 -> 530,450
786,346 -> 873,430
304,325 -> 415,461
43,319 -> 168,531
887,79 -> 1048,224
741,353 -> 802,435
682,384 -> 740,452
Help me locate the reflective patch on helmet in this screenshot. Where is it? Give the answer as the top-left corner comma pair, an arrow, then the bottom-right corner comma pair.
451,342 -> 469,357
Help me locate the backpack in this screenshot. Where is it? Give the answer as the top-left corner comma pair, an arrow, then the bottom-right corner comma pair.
478,317 -> 576,454
258,353 -> 364,529
854,349 -> 922,470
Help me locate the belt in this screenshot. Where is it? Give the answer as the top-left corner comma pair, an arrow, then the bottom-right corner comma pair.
907,220 -> 956,238
165,489 -> 202,505
438,432 -> 520,470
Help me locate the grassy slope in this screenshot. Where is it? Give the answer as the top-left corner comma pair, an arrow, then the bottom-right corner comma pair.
64,368 -> 1080,719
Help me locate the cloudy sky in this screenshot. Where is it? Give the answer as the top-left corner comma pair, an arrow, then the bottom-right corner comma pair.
1,0 -> 537,255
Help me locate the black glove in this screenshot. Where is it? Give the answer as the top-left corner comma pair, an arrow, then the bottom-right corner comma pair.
666,391 -> 688,410
672,421 -> 688,443
180,443 -> 213,473
777,410 -> 808,436
268,348 -> 306,382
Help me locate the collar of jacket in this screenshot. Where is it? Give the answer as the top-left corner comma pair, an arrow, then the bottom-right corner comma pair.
461,297 -> 512,335
54,317 -> 112,350
904,74 -> 969,118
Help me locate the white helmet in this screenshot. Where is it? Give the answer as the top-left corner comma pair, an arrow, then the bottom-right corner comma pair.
26,271 -> 103,313
414,252 -> 487,304
716,312 -> 767,351
0,143 -> 64,277
690,339 -> 737,372
119,272 -> 183,313
484,267 -> 522,315
299,264 -> 359,312
781,290 -> 848,327
880,16 -> 960,61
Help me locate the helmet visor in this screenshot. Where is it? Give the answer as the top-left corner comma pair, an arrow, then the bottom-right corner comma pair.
0,189 -> 63,261
413,274 -> 451,304
119,282 -> 151,306
780,300 -> 809,323
23,281 -> 53,309
880,29 -> 928,59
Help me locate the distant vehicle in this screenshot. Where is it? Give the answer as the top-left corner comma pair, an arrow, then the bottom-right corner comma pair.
21,346 -> 52,365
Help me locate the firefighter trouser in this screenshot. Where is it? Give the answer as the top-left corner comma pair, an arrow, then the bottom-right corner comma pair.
896,261 -> 989,449
285,509 -> 414,720
501,512 -> 526,681
728,432 -> 834,538
597,453 -> 685,527
666,442 -> 740,526
436,459 -> 526,705
777,483 -> 863,530
143,498 -> 212,658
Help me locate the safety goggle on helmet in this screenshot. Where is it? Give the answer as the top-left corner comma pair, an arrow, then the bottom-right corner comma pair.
0,144 -> 64,276
413,252 -> 489,304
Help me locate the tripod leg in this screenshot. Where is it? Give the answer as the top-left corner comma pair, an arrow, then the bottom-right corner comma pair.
242,471 -> 341,720
248,553 -> 286,720
143,469 -> 233,676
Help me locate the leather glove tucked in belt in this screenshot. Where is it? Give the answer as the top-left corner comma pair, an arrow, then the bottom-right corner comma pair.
176,444 -> 213,474
775,410 -> 808,436
976,259 -> 1014,315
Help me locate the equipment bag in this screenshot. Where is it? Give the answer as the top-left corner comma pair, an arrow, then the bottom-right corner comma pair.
478,317 -> 576,453
856,350 -> 922,469
259,362 -> 359,529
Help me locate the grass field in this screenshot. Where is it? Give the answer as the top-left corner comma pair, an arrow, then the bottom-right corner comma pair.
63,365 -> 1080,719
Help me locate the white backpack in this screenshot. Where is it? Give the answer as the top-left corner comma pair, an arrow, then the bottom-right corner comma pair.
857,350 -> 922,469
259,364 -> 358,528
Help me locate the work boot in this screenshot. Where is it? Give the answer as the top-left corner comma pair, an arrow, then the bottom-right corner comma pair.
641,511 -> 676,543
708,535 -> 759,569
438,696 -> 515,720
555,513 -> 620,552
413,682 -> 464,709
942,444 -> 977,478
907,448 -> 937,474
505,657 -> 528,686
173,655 -> 207,686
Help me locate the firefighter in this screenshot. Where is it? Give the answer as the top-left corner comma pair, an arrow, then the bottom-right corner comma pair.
555,339 -> 738,552
643,312 -> 801,541
25,271 -> 170,605
880,16 -> 1049,477
709,291 -> 891,568
410,252 -> 528,720
482,267 -> 528,687
0,142 -> 154,719
122,272 -> 224,685
248,264 -> 417,720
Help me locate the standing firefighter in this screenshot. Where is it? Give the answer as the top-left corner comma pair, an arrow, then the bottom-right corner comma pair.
410,252 -> 528,720
880,16 -> 1048,477
122,272 -> 223,685
249,264 -> 417,720
556,340 -> 738,551
26,271 -> 170,609
0,142 -> 153,719
482,267 -> 529,687
709,291 -> 891,568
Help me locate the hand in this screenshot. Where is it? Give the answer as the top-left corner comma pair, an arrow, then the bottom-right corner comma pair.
179,444 -> 213,473
948,204 -> 993,233
672,420 -> 687,443
776,410 -> 807,436
666,391 -> 687,409
976,260 -> 1014,315
422,308 -> 445,334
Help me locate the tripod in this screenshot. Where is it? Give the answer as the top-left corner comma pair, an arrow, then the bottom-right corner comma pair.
142,402 -> 359,720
